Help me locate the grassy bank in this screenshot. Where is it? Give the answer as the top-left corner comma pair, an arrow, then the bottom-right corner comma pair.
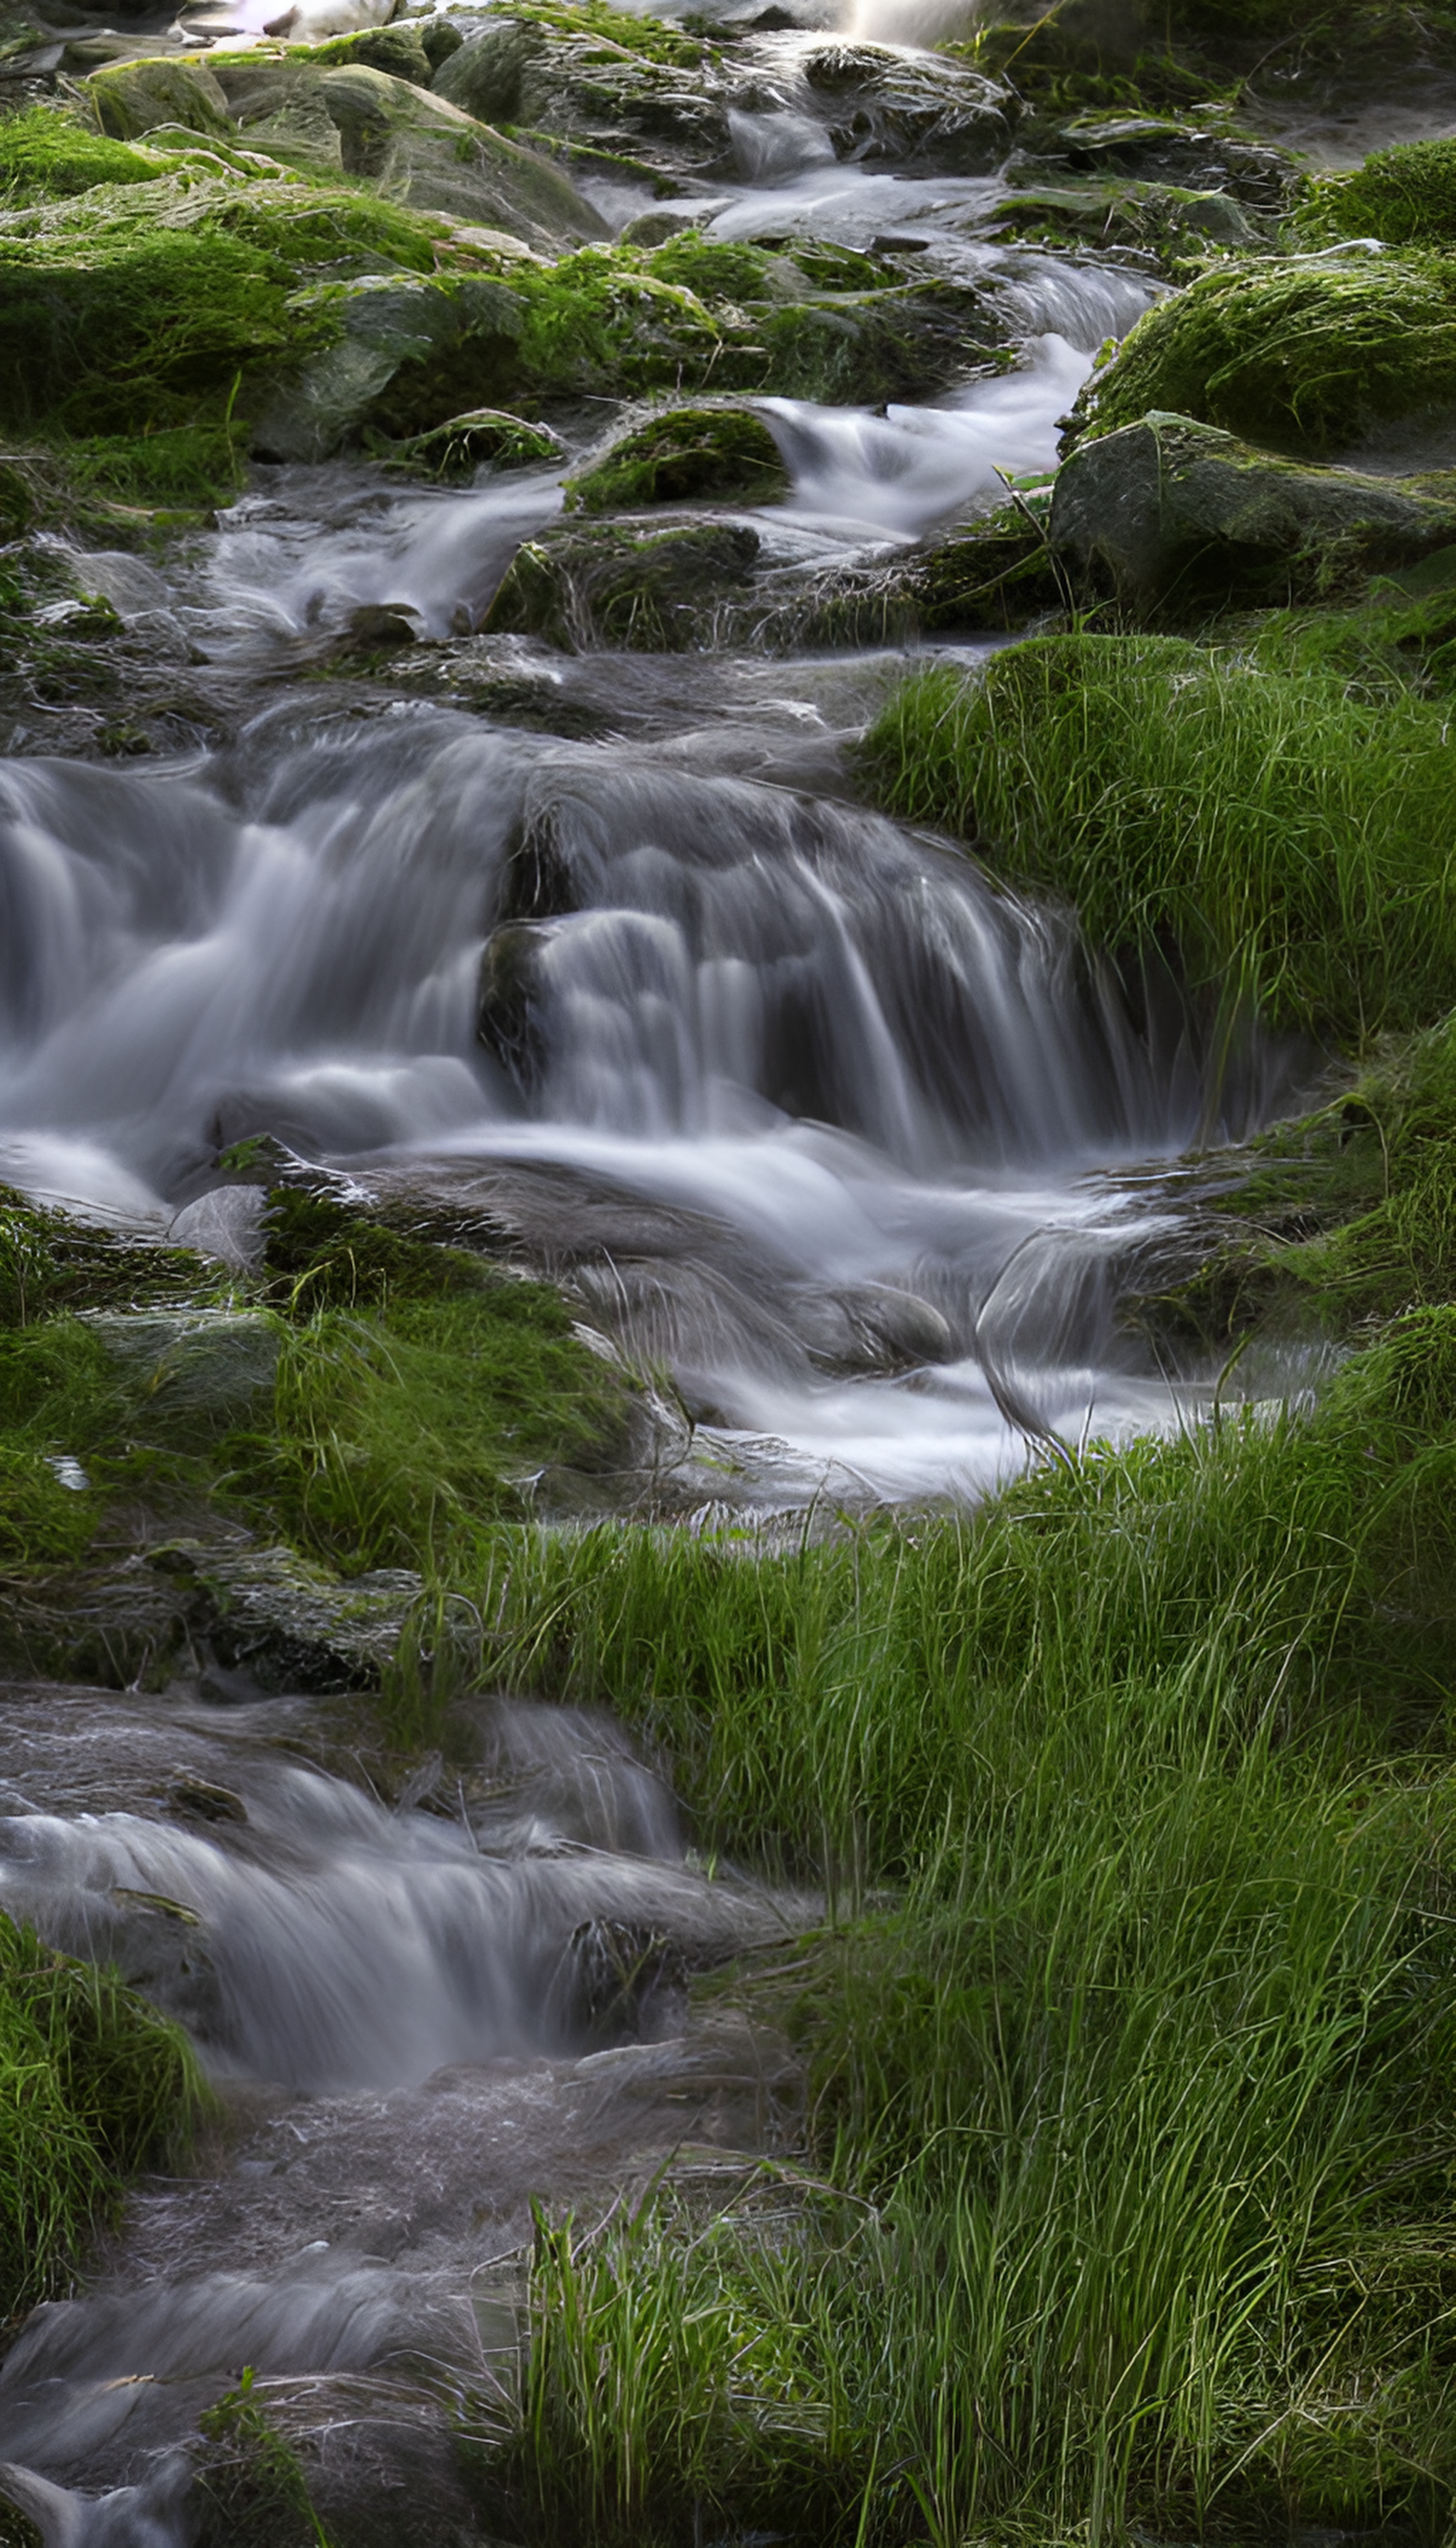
434,1302 -> 1456,2543
857,631 -> 1456,1045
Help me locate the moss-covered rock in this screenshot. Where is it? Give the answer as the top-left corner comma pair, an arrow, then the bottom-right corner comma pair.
1299,137 -> 1456,250
483,514 -> 762,650
400,404 -> 566,476
86,53 -> 235,141
297,20 -> 434,83
1071,251 -> 1456,457
796,38 -> 1009,173
567,403 -> 788,511
433,4 -> 729,178
1051,412 -> 1456,611
203,55 -> 609,245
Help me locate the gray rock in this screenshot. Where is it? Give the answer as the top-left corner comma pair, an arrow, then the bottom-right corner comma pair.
205,58 -> 609,245
482,514 -> 764,653
434,13 -> 732,177
250,271 -> 526,464
1051,411 -> 1456,611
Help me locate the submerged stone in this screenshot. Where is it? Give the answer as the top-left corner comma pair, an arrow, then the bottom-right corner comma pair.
482,514 -> 763,651
1052,411 -> 1456,609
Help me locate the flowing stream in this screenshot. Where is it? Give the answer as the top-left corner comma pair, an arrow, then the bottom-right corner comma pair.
0,14 -> 1348,2535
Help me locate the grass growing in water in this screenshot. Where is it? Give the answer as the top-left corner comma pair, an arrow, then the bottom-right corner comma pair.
0,1913 -> 203,2316
857,632 -> 1456,1045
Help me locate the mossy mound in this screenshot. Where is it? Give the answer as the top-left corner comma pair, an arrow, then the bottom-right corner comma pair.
1074,251 -> 1456,456
401,405 -> 565,477
859,629 -> 1456,1045
483,513 -> 761,651
567,404 -> 788,513
1300,137 -> 1456,250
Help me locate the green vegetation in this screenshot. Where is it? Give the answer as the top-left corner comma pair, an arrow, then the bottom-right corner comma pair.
196,2371 -> 332,2547
1075,250 -> 1456,456
495,0 -> 707,70
439,1302 -> 1456,2539
0,1912 -> 202,2315
1299,136 -> 1456,247
857,630 -> 1456,1043
0,102 -> 185,202
567,403 -> 788,513
0,1182 -> 633,1596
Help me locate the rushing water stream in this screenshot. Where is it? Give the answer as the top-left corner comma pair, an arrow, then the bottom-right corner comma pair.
0,13 -> 1369,2534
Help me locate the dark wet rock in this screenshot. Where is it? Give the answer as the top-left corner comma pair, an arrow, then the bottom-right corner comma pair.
434,11 -> 732,178
477,919 -> 550,1089
796,1283 -> 956,1374
397,406 -> 566,478
567,402 -> 789,513
799,38 -> 1010,173
483,515 -> 763,652
1051,411 -> 1456,611
342,601 -> 421,651
0,1538 -> 423,1692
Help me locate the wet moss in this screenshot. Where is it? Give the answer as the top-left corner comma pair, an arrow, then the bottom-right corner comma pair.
567,403 -> 788,512
485,513 -> 761,649
1074,251 -> 1456,456
1300,138 -> 1456,250
0,102 -> 188,202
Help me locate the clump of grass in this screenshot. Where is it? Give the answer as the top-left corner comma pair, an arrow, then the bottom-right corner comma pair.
0,1912 -> 204,2316
857,632 -> 1456,1046
196,2371 -> 332,2548
1076,251 -> 1456,455
478,2180 -> 874,2544
225,1290 -> 631,1571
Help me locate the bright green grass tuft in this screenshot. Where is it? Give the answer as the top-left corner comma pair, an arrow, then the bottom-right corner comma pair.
857,632 -> 1456,1046
459,1309 -> 1456,2541
0,102 -> 181,202
0,1912 -> 204,2316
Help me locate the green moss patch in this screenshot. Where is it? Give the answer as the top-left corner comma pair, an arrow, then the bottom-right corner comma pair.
567,403 -> 787,513
1076,251 -> 1456,456
858,630 -> 1456,1044
1300,136 -> 1456,249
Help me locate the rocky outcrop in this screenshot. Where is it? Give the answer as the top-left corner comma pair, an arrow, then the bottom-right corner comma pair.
1051,412 -> 1456,609
482,515 -> 763,652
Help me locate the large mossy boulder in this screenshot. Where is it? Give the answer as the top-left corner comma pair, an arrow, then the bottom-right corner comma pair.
1051,412 -> 1456,610
797,39 -> 1009,172
86,53 -> 235,141
433,5 -> 730,178
567,405 -> 788,511
204,57 -> 609,247
483,515 -> 763,651
1298,138 -> 1456,251
1073,252 -> 1456,457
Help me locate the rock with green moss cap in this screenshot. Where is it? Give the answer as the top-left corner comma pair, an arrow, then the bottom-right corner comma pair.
1071,250 -> 1456,458
87,53 -> 235,140
202,56 -> 609,245
567,404 -> 788,512
250,271 -> 528,461
1051,412 -> 1456,611
298,21 -> 434,84
433,4 -> 730,179
402,405 -> 566,475
796,39 -> 1009,173
1298,138 -> 1456,251
483,514 -> 762,651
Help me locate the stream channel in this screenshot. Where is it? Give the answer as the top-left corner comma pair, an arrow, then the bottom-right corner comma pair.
0,9 -> 1437,2537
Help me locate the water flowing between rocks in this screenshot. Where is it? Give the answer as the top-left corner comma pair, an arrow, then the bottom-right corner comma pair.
0,14 -> 1433,2539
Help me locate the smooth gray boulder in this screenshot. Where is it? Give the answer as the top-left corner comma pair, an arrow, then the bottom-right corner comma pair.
1051,412 -> 1456,609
